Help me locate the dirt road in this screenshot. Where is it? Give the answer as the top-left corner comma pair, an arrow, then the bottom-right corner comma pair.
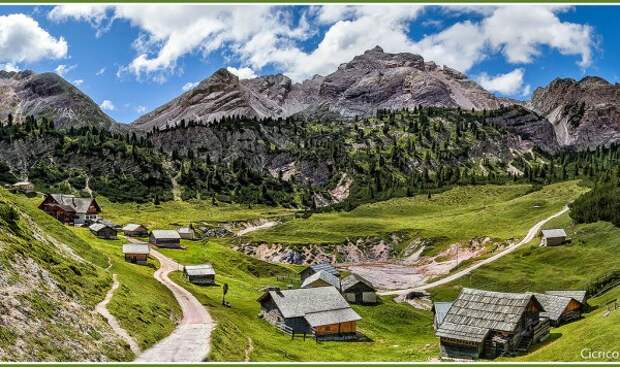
236,220 -> 279,236
95,273 -> 141,355
379,206 -> 569,296
136,247 -> 215,362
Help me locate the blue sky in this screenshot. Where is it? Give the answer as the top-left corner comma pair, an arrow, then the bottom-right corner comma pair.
0,5 -> 617,123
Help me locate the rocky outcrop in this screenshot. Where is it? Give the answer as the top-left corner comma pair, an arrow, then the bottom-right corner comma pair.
0,70 -> 118,130
529,76 -> 620,150
133,46 -> 505,130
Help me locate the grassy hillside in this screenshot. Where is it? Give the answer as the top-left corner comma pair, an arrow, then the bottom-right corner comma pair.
244,181 -> 586,253
160,239 -> 438,361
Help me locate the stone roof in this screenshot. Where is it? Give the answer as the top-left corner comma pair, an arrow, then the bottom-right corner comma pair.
301,270 -> 340,289
530,293 -> 573,322
304,307 -> 361,327
89,223 -> 113,232
305,263 -> 339,277
545,290 -> 587,304
542,229 -> 567,239
432,302 -> 453,328
185,264 -> 215,276
50,194 -> 97,214
177,227 -> 195,234
436,288 -> 543,343
123,244 -> 150,255
123,223 -> 147,232
261,286 -> 355,320
341,273 -> 375,293
151,230 -> 181,240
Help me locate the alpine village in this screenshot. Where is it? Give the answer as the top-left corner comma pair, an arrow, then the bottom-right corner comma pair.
1,45 -> 620,363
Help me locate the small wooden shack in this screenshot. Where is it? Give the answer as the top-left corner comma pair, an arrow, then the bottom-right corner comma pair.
122,243 -> 150,264
177,227 -> 196,240
432,301 -> 453,330
10,181 -> 34,194
89,223 -> 118,239
340,274 -> 377,304
530,293 -> 583,326
122,223 -> 149,237
258,286 -> 361,339
301,270 -> 341,290
300,263 -> 339,283
541,229 -> 567,246
39,194 -> 101,225
149,230 -> 181,248
183,264 -> 215,285
545,290 -> 588,311
436,288 -> 549,359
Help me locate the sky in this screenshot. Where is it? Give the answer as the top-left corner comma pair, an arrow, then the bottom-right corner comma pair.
0,4 -> 619,123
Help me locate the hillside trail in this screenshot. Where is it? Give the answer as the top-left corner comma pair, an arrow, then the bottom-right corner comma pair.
132,238 -> 215,362
236,220 -> 279,236
95,273 -> 141,355
379,206 -> 569,296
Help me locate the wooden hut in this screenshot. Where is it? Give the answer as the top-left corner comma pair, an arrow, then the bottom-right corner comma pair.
301,270 -> 341,290
300,263 -> 339,283
545,290 -> 589,311
340,274 -> 377,304
177,227 -> 196,240
89,223 -> 118,239
530,293 -> 583,326
258,286 -> 361,340
39,194 -> 101,225
149,230 -> 181,248
122,243 -> 150,264
432,301 -> 453,330
122,223 -> 149,237
436,288 -> 549,359
10,181 -> 34,194
541,229 -> 567,246
183,264 -> 215,285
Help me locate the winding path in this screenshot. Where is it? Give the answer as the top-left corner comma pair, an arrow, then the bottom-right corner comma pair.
95,274 -> 141,355
379,206 -> 569,296
136,247 -> 215,362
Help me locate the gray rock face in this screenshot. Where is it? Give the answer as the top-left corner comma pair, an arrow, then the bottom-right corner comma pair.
133,46 -> 505,130
0,70 -> 118,130
530,76 -> 620,149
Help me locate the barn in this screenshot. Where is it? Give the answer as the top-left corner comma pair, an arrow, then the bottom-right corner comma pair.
258,286 -> 361,340
340,274 -> 377,304
184,264 -> 215,285
299,263 -> 339,283
149,230 -> 181,248
122,223 -> 149,237
177,227 -> 196,240
122,243 -> 150,264
301,270 -> 340,289
39,194 -> 101,225
436,288 -> 549,359
530,293 -> 583,326
89,223 -> 118,239
541,229 -> 567,246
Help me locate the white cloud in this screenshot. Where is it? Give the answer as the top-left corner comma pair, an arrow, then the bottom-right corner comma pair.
99,99 -> 115,111
96,67 -> 105,76
136,105 -> 147,113
226,66 -> 257,79
477,68 -> 529,96
49,5 -> 594,82
0,14 -> 67,65
54,64 -> 76,77
182,81 -> 198,91
0,63 -> 20,72
72,79 -> 84,86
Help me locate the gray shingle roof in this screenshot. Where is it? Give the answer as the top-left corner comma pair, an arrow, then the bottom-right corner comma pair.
530,293 -> 572,322
177,227 -> 194,234
542,229 -> 567,239
436,288 -> 541,343
341,273 -> 375,293
123,244 -> 150,255
304,307 -> 361,327
265,286 -> 352,319
545,290 -> 587,304
301,270 -> 340,289
185,264 -> 215,276
123,223 -> 147,232
151,230 -> 181,240
89,223 -> 111,232
433,302 -> 453,328
51,194 -> 97,214
306,263 -> 339,277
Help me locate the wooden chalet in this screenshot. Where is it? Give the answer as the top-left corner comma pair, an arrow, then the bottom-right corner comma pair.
301,270 -> 341,290
436,288 -> 549,360
258,286 -> 361,340
300,263 -> 339,283
89,223 -> 118,239
546,290 -> 589,311
340,273 -> 377,304
183,264 -> 215,285
541,229 -> 567,246
39,194 -> 101,225
177,227 -> 196,240
432,302 -> 453,330
122,243 -> 150,264
122,223 -> 149,237
149,230 -> 181,248
10,181 -> 34,194
530,293 -> 583,326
